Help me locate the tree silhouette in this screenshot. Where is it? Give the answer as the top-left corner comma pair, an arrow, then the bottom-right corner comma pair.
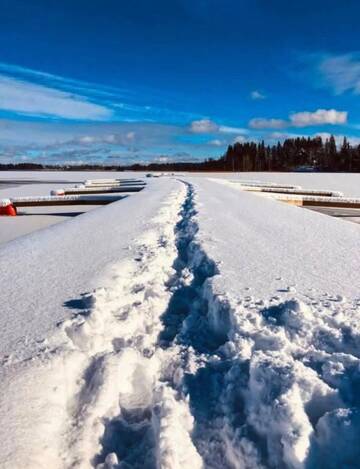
1,135 -> 360,172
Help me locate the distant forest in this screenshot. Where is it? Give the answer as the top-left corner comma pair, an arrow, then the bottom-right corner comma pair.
1,135 -> 360,172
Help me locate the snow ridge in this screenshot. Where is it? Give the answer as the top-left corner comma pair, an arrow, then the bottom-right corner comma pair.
154,183 -> 264,468
58,181 -> 203,468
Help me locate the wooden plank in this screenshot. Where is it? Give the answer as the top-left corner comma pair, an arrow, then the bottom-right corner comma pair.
64,186 -> 145,195
274,196 -> 360,208
302,199 -> 360,208
240,186 -> 343,197
252,191 -> 360,208
85,179 -> 144,185
83,183 -> 146,189
10,195 -> 127,207
231,181 -> 302,189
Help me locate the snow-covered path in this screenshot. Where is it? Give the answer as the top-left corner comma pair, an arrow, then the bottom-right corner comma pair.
0,175 -> 360,468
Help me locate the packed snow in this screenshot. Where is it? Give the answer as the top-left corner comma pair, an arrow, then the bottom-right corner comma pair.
0,172 -> 360,468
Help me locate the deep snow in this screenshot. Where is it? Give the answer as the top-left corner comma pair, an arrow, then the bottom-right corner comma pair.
0,173 -> 360,469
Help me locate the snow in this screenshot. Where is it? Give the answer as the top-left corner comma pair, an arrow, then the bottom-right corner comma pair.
211,179 -> 360,205
0,178 -> 168,359
230,185 -> 344,197
0,173 -> 146,244
0,172 -> 360,468
0,204 -> 100,244
0,176 -> 99,243
0,198 -> 11,206
203,172 -> 360,198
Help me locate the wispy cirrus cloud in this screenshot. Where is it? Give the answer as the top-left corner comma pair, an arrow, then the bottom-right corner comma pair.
0,63 -> 128,99
0,62 -> 202,124
219,125 -> 248,134
315,53 -> 360,95
0,74 -> 113,120
249,109 -> 347,129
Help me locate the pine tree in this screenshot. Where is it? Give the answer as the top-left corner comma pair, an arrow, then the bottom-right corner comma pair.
328,135 -> 337,170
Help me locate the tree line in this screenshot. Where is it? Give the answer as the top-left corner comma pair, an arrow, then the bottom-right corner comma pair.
1,135 -> 360,172
220,135 -> 360,172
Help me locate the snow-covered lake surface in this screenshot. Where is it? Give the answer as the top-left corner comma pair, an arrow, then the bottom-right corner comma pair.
0,171 -> 360,468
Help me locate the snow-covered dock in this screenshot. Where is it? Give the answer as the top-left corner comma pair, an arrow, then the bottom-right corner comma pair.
6,194 -> 128,207
231,180 -> 302,189
248,191 -> 360,208
84,178 -> 144,185
0,177 -> 145,209
62,185 -> 145,195
0,175 -> 147,242
217,178 -> 360,209
239,186 -> 344,197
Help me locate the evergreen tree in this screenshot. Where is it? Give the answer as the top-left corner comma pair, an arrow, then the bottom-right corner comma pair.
328,135 -> 337,170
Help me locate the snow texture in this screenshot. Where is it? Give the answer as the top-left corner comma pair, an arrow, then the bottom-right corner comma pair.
0,172 -> 360,468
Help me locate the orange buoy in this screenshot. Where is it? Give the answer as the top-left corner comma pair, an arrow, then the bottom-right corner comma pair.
0,199 -> 17,216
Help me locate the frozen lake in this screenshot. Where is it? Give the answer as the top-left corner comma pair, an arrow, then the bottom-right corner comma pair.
1,171 -> 360,244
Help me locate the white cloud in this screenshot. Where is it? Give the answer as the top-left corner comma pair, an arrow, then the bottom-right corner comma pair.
233,135 -> 246,143
190,118 -> 219,133
250,90 -> 266,100
290,109 -> 347,127
190,119 -> 248,135
218,125 -> 248,134
126,131 -> 136,141
250,109 -> 347,129
269,132 -> 291,139
208,139 -> 224,146
249,118 -> 287,129
77,136 -> 97,144
317,53 -> 360,95
73,131 -> 136,145
0,62 -> 199,124
155,156 -> 170,163
0,75 -> 112,120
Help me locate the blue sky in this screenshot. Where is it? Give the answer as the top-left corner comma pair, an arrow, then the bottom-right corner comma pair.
1,0 -> 360,164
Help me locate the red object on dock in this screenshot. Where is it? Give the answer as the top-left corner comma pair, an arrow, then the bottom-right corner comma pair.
51,189 -> 65,196
0,199 -> 17,216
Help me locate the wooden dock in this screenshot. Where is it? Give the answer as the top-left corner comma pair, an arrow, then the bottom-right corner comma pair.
62,186 -> 145,195
0,177 -> 147,215
8,194 -> 128,207
240,186 -> 343,197
232,180 -> 360,210
253,192 -> 360,209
